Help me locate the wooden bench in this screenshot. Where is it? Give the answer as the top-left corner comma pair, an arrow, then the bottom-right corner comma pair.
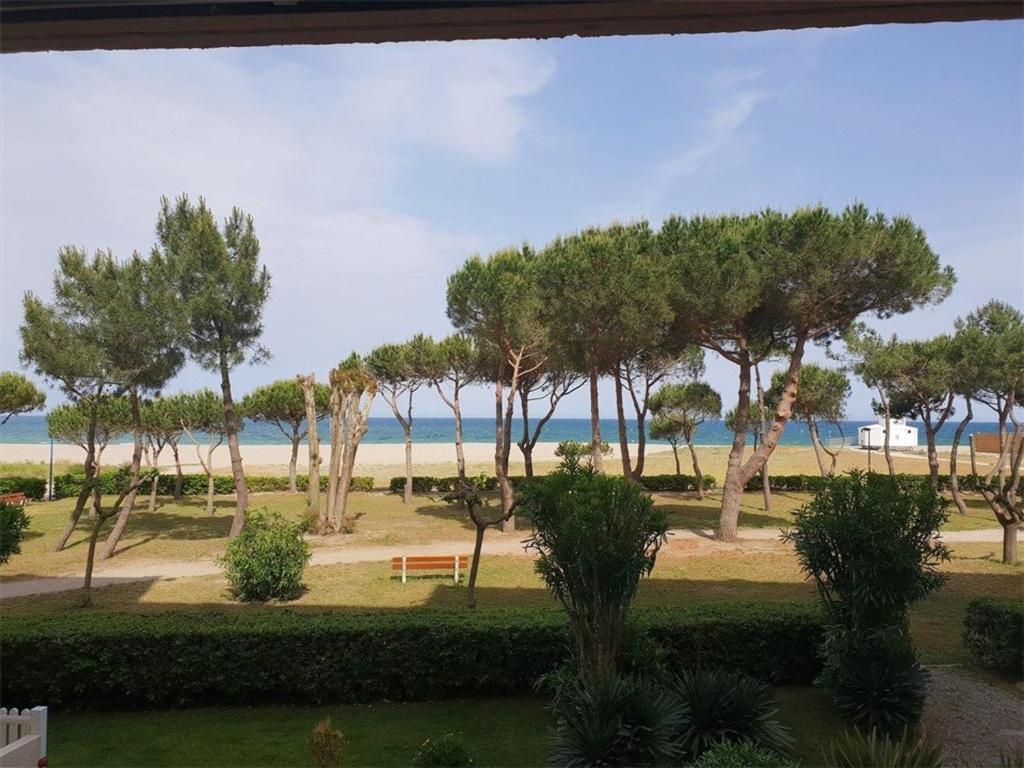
0,492 -> 27,507
392,555 -> 469,584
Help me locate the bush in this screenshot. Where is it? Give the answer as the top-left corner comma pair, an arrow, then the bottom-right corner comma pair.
521,467 -> 668,684
671,668 -> 793,760
0,477 -> 47,500
784,472 -> 948,735
0,603 -> 823,710
549,673 -> 685,767
412,734 -> 474,767
822,729 -> 945,767
963,598 -> 1024,677
308,717 -> 346,768
0,501 -> 30,564
51,471 -> 375,499
218,508 -> 311,601
690,740 -> 794,768
638,474 -> 716,492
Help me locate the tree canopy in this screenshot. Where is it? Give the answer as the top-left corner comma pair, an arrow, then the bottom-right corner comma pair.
0,372 -> 45,427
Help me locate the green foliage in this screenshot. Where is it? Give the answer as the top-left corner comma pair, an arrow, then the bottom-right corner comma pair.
672,668 -> 793,760
548,673 -> 685,767
308,717 -> 346,768
649,381 -> 722,442
0,477 -> 47,500
218,508 -> 311,602
553,440 -> 611,472
46,398 -> 132,448
0,371 -> 45,426
412,733 -> 475,767
50,471 -> 374,499
963,598 -> 1024,677
176,389 -> 228,435
690,740 -> 794,768
241,379 -> 330,438
770,364 -> 850,423
156,195 -> 271,372
521,467 -> 668,683
0,501 -> 30,564
822,729 -> 945,768
0,603 -> 823,710
784,473 -> 949,734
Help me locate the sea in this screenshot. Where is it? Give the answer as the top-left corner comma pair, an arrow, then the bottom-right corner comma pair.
0,414 -> 998,448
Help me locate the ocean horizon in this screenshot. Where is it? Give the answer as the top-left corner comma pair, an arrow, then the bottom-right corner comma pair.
0,414 -> 1000,448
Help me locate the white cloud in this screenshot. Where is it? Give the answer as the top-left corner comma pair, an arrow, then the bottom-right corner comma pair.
0,41 -> 555,400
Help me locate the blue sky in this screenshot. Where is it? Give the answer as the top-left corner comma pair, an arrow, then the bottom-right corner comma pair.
1,20 -> 1021,421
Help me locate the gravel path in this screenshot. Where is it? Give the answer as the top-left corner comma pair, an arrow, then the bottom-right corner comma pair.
923,666 -> 1024,766
0,526 -> 1015,599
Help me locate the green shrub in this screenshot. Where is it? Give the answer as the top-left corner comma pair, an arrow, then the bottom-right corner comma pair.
549,673 -> 685,767
0,603 -> 823,710
218,508 -> 311,602
784,472 -> 948,736
0,501 -> 30,564
671,668 -> 792,760
638,474 -> 716,492
822,729 -> 945,767
412,733 -> 474,767
308,717 -> 346,768
963,598 -> 1024,677
690,740 -> 794,768
521,467 -> 668,684
52,471 -> 375,499
0,477 -> 47,500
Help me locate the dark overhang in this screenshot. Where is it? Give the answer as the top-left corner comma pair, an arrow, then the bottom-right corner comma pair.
2,0 -> 1022,54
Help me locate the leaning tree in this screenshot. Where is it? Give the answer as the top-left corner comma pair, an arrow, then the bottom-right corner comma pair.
660,205 -> 955,541
178,389 -> 229,516
514,362 -> 585,480
323,354 -> 376,533
242,379 -> 330,492
447,246 -> 547,607
366,336 -> 430,504
157,195 -> 271,539
422,333 -> 484,485
770,364 -> 851,477
649,380 -> 721,497
0,372 -> 45,427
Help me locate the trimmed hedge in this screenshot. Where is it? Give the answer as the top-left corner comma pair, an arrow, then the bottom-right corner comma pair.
745,473 -> 1019,493
0,603 -> 824,710
389,474 -> 717,495
963,598 -> 1024,677
0,477 -> 46,500
52,472 -> 376,499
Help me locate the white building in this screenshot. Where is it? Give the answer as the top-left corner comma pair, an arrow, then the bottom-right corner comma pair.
858,418 -> 918,449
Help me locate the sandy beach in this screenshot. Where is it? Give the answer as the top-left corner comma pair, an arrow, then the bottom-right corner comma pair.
1,440 -> 982,484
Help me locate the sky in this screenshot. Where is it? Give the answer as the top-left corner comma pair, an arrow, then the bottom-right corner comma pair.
1,20 -> 1022,421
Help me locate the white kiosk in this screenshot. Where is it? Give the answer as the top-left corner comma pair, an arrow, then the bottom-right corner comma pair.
858,418 -> 918,449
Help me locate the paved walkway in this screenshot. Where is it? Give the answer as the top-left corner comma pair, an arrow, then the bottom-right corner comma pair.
1,526 -> 1015,599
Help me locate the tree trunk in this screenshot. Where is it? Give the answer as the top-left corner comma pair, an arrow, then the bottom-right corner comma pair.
54,401 -> 100,552
148,467 -> 160,513
877,387 -> 896,476
588,363 -> 604,473
206,472 -> 215,516
719,356 -> 752,542
969,434 -> 978,476
808,418 -> 830,477
687,440 -> 704,500
494,360 -> 516,533
755,364 -> 771,512
950,398 -> 973,515
466,522 -> 486,609
671,443 -> 681,476
925,425 -> 940,491
299,374 -> 322,519
81,512 -> 105,608
100,389 -> 144,560
288,433 -> 300,493
1003,520 -> 1019,565
614,368 -> 632,478
326,386 -> 343,529
219,354 -> 248,539
518,387 -> 535,480
453,397 -> 466,483
403,421 -> 414,505
171,440 -> 184,499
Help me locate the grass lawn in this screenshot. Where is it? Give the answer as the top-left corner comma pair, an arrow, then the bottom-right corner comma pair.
0,484 -> 1001,581
49,688 -> 844,767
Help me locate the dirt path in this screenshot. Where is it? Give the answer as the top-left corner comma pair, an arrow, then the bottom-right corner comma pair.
0,526 -> 1015,599
923,666 -> 1024,766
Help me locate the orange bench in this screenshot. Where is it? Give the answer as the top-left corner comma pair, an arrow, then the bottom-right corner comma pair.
0,492 -> 27,507
392,555 -> 469,584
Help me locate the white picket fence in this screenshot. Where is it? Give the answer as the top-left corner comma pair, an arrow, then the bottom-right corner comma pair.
0,707 -> 46,768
